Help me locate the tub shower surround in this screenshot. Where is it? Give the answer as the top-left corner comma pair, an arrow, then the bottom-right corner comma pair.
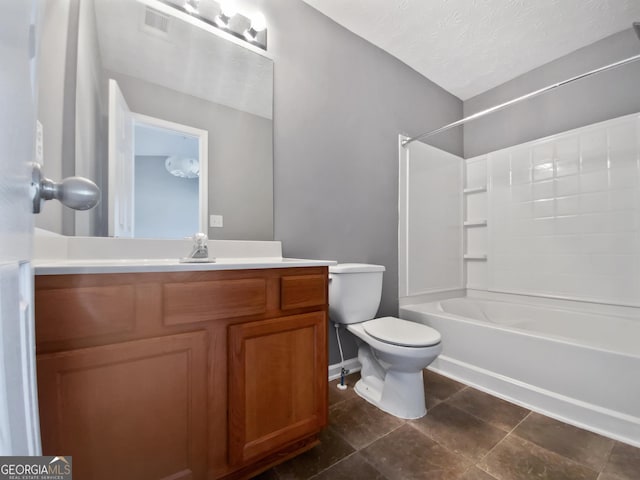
401,296 -> 640,446
400,112 -> 640,446
398,138 -> 464,300
467,112 -> 640,306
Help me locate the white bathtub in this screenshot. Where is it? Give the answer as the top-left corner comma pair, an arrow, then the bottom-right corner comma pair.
400,295 -> 640,446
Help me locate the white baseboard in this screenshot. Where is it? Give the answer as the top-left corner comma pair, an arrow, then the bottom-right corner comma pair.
429,356 -> 640,448
328,357 -> 361,381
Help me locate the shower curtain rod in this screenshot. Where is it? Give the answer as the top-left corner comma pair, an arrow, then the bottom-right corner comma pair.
401,52 -> 640,148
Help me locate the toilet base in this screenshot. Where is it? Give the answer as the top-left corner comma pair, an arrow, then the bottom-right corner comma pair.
354,345 -> 427,420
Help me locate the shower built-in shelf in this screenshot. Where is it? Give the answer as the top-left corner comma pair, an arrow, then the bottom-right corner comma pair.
463,186 -> 487,194
463,254 -> 488,261
464,219 -> 487,227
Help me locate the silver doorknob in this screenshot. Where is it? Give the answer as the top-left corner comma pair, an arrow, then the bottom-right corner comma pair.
31,163 -> 101,214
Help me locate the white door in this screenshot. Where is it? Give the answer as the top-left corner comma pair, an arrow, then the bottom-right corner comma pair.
108,79 -> 135,237
131,113 -> 209,237
0,0 -> 42,455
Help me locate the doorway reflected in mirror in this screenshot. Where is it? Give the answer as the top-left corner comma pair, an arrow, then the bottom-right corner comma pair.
36,0 -> 273,240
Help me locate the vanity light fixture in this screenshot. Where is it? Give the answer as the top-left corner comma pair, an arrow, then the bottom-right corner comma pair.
164,0 -> 268,50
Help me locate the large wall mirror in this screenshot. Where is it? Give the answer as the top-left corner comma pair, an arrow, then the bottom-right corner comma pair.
36,0 -> 273,240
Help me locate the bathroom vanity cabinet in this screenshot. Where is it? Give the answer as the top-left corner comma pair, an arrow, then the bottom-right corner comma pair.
34,266 -> 329,480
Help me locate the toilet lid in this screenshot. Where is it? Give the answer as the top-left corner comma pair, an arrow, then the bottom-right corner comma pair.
362,317 -> 441,347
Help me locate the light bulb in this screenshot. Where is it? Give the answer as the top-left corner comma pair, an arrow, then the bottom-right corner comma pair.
244,11 -> 267,41
184,0 -> 199,14
250,12 -> 266,32
219,0 -> 237,18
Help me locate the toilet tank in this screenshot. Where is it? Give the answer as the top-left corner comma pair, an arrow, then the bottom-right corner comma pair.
328,263 -> 385,324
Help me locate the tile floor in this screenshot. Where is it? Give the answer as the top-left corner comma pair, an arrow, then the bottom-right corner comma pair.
253,370 -> 640,480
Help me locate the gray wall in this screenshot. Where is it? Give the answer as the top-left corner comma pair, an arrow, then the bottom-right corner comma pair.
75,0 -> 107,236
36,0 -> 105,236
105,71 -> 274,241
36,0 -> 72,234
38,0 -> 464,364
134,156 -> 199,239
464,29 -> 640,158
257,0 -> 463,363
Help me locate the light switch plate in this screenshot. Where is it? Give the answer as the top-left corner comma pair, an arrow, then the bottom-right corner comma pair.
210,214 -> 223,227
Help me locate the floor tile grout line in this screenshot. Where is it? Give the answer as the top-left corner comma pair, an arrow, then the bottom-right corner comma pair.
430,383 -> 469,405
278,374 -> 632,480
328,397 -> 350,410
405,420 -> 496,472
437,394 -> 531,436
439,383 -> 533,429
373,421 -> 477,478
597,438 -> 618,475
410,398 -> 530,466
434,381 -> 621,476
327,396 -> 408,452
306,450 -> 360,480
356,450 -> 394,480
495,433 -> 602,478
309,424 -> 407,480
347,420 -> 407,451
439,385 -> 609,472
405,419 -> 473,463
478,416 -> 604,478
458,463 -> 499,480
505,413 -> 616,475
473,410 -> 534,470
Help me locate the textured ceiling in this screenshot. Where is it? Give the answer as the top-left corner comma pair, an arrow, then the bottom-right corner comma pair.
301,0 -> 640,100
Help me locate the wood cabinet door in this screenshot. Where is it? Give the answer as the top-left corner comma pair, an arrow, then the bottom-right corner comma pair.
228,312 -> 328,465
37,331 -> 208,480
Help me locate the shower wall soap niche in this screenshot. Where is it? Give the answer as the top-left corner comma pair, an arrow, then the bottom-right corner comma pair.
464,157 -> 488,263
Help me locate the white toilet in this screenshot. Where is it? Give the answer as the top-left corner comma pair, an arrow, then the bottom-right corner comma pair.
329,263 -> 442,419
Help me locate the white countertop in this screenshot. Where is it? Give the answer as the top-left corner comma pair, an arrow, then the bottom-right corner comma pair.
34,258 -> 336,275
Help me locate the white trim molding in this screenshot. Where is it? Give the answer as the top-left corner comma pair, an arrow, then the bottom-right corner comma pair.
429,356 -> 640,448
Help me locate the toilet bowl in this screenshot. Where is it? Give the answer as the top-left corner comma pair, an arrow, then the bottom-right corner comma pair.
329,263 -> 441,419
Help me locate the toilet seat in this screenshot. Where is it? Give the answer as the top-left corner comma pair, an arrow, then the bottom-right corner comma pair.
362,317 -> 441,347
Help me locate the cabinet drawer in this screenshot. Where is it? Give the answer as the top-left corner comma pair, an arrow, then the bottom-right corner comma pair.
35,285 -> 136,343
280,275 -> 326,310
164,278 -> 267,325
